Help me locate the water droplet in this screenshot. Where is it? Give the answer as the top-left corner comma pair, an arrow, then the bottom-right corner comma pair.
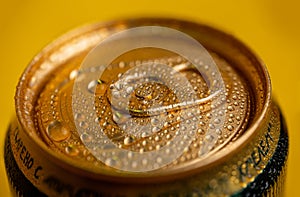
132,161 -> 138,168
29,77 -> 37,87
87,80 -> 100,93
197,128 -> 204,135
227,106 -> 234,111
80,133 -> 92,143
114,81 -> 123,90
142,159 -> 148,165
105,158 -> 116,166
46,121 -> 71,142
141,132 -> 148,138
156,145 -> 161,150
124,136 -> 134,145
65,145 -> 79,156
166,134 -> 171,140
152,126 -> 160,133
214,118 -> 221,124
151,118 -> 160,126
69,70 -> 79,80
75,113 -> 85,122
142,140 -> 147,146
206,113 -> 212,119
79,121 -> 89,129
164,122 -> 171,127
112,111 -> 130,125
112,90 -> 120,99
127,152 -> 133,159
168,113 -> 175,119
198,147 -> 206,157
227,125 -> 234,131
126,86 -> 134,94
154,136 -> 160,142
156,157 -> 162,163
119,61 -> 125,68
205,134 -> 214,142
218,110 -> 224,116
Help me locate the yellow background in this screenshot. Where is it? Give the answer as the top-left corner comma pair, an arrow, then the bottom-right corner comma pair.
0,0 -> 299,196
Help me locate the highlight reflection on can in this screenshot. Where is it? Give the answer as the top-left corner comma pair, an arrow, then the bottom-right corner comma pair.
4,18 -> 288,197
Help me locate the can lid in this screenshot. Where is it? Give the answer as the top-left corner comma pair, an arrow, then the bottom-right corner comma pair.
15,18 -> 271,183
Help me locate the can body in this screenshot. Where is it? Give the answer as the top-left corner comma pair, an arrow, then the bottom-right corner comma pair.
4,18 -> 288,197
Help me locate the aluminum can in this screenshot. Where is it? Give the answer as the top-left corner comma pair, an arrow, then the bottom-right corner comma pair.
4,18 -> 288,197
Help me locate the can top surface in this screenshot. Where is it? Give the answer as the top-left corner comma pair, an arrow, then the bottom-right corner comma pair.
14,18 -> 271,183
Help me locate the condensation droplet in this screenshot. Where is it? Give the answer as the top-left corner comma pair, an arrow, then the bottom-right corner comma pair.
79,121 -> 89,129
206,113 -> 212,119
197,128 -> 204,135
227,125 -> 234,131
154,136 -> 160,142
46,120 -> 71,142
216,129 -> 222,135
119,61 -> 125,68
29,77 -> 37,87
205,134 -> 214,142
113,112 -> 130,125
127,152 -> 133,159
156,145 -> 161,150
218,110 -> 224,116
198,148 -> 205,157
88,80 -> 100,93
105,158 -> 116,166
65,145 -> 80,156
214,118 -> 221,124
209,124 -> 215,129
124,136 -> 134,145
75,113 -> 86,122
142,159 -> 148,166
156,157 -> 162,164
227,106 -> 234,111
69,70 -> 79,80
112,90 -> 121,99
126,86 -> 134,94
152,126 -> 160,133
80,133 -> 92,143
132,161 -> 138,168
141,132 -> 148,138
142,140 -> 147,146
166,134 -> 171,140
151,118 -> 160,126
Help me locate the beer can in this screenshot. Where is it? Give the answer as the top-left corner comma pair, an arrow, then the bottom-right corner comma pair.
4,18 -> 288,197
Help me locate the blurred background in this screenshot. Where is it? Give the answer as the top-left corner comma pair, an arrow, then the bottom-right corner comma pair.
0,0 -> 299,196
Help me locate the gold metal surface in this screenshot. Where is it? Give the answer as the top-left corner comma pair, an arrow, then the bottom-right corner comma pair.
5,18 -> 288,196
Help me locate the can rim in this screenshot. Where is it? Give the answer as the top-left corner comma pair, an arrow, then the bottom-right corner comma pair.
14,17 -> 272,183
